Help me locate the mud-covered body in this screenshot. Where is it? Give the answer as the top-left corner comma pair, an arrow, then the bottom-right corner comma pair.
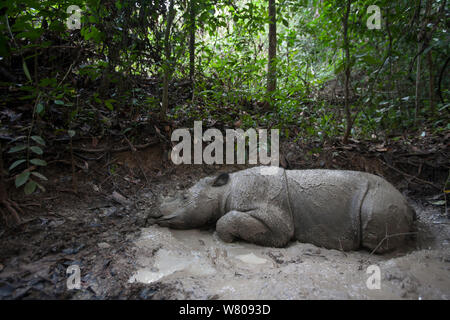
156,167 -> 415,252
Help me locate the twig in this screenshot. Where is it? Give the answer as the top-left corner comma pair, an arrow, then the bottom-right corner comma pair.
380,159 -> 442,190
72,140 -> 158,153
27,93 -> 42,167
6,165 -> 37,182
57,62 -> 74,88
74,153 -> 106,162
368,231 -> 418,257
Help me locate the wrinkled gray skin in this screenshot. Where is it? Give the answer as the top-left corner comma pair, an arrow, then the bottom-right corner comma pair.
154,167 -> 415,252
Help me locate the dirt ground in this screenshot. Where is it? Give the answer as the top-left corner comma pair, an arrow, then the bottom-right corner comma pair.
0,143 -> 449,300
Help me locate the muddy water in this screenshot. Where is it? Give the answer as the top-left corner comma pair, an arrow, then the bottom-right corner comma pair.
129,226 -> 450,299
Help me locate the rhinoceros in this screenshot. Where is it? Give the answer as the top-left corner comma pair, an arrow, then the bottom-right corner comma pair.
154,167 -> 415,252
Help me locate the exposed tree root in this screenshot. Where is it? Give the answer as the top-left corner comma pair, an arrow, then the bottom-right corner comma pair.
0,195 -> 23,225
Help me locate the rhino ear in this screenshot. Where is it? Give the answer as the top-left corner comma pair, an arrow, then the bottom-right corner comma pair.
212,173 -> 229,187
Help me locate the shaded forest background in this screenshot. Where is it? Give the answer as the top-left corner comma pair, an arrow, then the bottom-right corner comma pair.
0,0 -> 449,223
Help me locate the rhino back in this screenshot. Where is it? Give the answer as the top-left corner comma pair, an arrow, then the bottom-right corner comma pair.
286,170 -> 370,250
225,167 -> 287,210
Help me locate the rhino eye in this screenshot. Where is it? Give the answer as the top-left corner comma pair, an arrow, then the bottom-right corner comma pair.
182,194 -> 188,200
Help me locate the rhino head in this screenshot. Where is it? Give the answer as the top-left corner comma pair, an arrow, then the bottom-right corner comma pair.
155,173 -> 230,229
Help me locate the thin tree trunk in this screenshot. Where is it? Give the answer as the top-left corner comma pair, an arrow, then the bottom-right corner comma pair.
285,41 -> 289,88
437,57 -> 449,103
267,0 -> 277,94
342,0 -> 352,144
189,0 -> 196,85
427,50 -> 435,115
415,0 -> 435,122
161,0 -> 175,119
415,44 -> 421,122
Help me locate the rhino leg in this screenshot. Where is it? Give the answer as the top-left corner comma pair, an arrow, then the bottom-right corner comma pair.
216,209 -> 291,248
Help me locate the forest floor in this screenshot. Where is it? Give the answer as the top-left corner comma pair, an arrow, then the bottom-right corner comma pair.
0,134 -> 449,299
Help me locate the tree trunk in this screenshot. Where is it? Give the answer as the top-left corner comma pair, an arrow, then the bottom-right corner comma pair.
189,0 -> 196,84
267,0 -> 277,95
415,44 -> 421,122
342,0 -> 352,144
437,57 -> 449,103
427,50 -> 435,115
161,0 -> 175,119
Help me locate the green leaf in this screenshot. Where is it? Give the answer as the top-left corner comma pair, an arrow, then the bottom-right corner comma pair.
54,100 -> 65,105
430,200 -> 446,206
36,103 -> 44,115
30,159 -> 47,166
31,135 -> 46,146
24,180 -> 37,195
334,61 -> 345,75
68,130 -> 76,137
15,171 -> 30,188
83,26 -> 103,42
8,145 -> 27,153
23,60 -> 32,82
362,55 -> 378,65
104,99 -> 114,111
9,159 -> 26,171
17,30 -> 42,41
30,146 -> 43,155
31,171 -> 48,181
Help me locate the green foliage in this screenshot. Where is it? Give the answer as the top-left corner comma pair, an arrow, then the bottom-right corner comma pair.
1,0 -> 448,197
8,133 -> 47,195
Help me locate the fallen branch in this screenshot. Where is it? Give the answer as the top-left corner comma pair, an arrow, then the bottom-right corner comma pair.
72,140 -> 159,153
47,159 -> 87,171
